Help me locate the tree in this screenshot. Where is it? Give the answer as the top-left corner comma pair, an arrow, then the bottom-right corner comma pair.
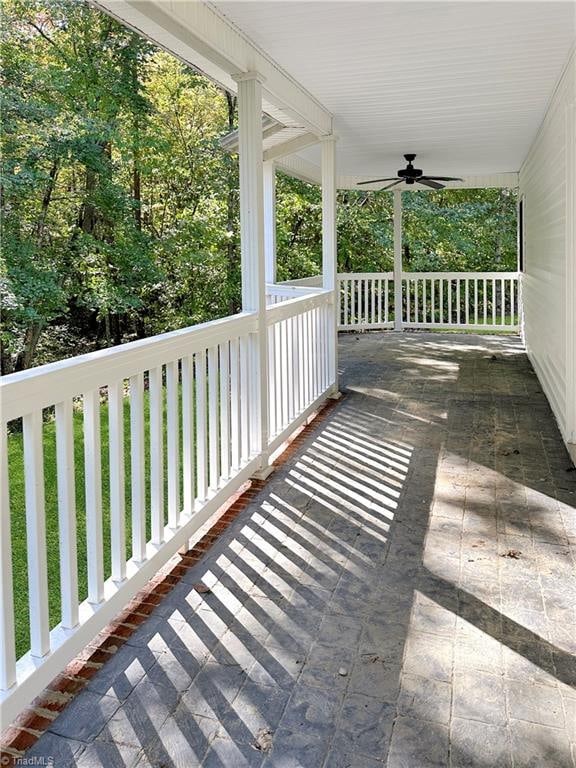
0,0 -> 518,374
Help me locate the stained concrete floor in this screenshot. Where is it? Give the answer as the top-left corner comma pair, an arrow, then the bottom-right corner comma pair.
27,332 -> 576,767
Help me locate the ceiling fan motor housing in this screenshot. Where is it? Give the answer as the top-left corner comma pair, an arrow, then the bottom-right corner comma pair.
399,154 -> 422,178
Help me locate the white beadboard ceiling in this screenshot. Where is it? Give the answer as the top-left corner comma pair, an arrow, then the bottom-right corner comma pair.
213,1 -> 575,183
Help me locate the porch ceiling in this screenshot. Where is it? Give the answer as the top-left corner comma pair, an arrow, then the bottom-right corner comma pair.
214,1 -> 575,188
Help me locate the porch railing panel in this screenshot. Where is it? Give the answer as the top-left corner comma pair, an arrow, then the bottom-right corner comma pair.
402,272 -> 519,331
0,290 -> 338,723
337,272 -> 395,330
266,289 -> 333,447
336,271 -> 518,332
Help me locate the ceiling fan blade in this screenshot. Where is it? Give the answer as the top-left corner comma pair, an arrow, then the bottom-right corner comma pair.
421,176 -> 463,182
380,179 -> 404,191
357,177 -> 398,186
418,179 -> 444,190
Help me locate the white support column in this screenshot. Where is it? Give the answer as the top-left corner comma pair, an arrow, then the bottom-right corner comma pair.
263,160 -> 277,285
235,72 -> 272,477
321,136 -> 339,396
394,190 -> 403,331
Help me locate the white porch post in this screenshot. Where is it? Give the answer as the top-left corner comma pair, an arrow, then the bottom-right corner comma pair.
394,190 -> 403,331
263,160 -> 277,284
235,72 -> 271,474
321,136 -> 339,395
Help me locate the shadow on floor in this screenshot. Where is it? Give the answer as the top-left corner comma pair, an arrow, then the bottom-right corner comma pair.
27,332 -> 576,768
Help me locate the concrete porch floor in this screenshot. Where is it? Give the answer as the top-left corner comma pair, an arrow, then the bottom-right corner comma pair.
26,332 -> 576,768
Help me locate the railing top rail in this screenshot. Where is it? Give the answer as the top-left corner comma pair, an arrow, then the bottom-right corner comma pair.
266,283 -> 323,297
266,288 -> 332,325
338,272 -> 394,279
1,311 -> 258,422
401,271 -> 519,279
280,276 -> 323,287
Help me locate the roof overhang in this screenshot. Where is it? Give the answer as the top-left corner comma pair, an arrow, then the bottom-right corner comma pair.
94,1 -> 574,192
92,0 -> 333,137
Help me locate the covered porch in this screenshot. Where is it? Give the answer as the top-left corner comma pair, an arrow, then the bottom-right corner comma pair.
1,0 -> 575,764
21,332 -> 576,767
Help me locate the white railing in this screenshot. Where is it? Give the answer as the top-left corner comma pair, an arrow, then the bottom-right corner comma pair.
402,272 -> 519,331
0,289 -> 335,723
267,290 -> 332,447
281,276 -> 323,289
338,272 -> 395,330
336,271 -> 519,332
265,283 -> 321,305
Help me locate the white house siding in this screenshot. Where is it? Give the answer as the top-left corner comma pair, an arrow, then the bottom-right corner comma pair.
520,48 -> 576,460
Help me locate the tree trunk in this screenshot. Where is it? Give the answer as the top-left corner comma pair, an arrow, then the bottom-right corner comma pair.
132,59 -> 142,230
10,158 -> 62,372
14,322 -> 43,372
133,162 -> 142,230
35,159 -> 59,242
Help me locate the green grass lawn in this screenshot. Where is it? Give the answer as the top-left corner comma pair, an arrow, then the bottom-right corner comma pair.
8,389 -> 181,659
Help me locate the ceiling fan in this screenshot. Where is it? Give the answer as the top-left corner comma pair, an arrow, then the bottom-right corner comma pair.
357,154 -> 463,190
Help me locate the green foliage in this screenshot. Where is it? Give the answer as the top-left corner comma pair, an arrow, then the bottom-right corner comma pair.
1,0 -> 517,374
403,189 -> 517,271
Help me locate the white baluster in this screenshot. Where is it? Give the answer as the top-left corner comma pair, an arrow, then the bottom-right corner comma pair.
84,390 -> 105,601
510,278 -> 515,327
406,279 -> 411,323
230,338 -> 240,471
149,367 -> 164,545
220,342 -> 231,480
239,337 -> 250,462
1,425 -> 16,688
492,279 -> 497,325
55,399 -> 79,626
108,381 -> 126,581
208,347 -> 220,490
474,279 -> 479,325
129,373 -> 146,560
166,360 -> 180,527
456,279 -> 461,325
195,351 -> 208,499
440,279 -> 444,323
384,278 -> 390,323
267,327 -> 275,437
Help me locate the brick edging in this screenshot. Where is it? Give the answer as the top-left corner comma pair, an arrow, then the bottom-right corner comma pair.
0,394 -> 343,762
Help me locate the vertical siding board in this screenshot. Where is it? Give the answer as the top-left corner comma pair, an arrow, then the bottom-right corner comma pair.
519,51 -> 573,437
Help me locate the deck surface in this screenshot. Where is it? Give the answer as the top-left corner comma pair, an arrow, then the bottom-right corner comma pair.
27,332 -> 576,767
